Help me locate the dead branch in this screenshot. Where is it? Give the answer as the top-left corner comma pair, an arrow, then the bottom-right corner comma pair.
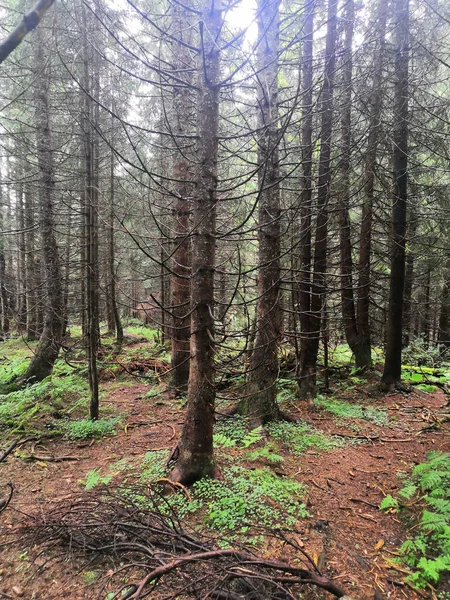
0,439 -> 18,463
16,485 -> 349,599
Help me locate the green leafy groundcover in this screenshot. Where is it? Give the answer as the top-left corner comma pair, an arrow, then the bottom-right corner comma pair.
380,451 -> 450,589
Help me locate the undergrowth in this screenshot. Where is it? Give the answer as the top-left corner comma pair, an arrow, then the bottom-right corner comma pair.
266,421 -> 344,455
380,451 -> 450,589
64,417 -> 121,440
138,452 -> 308,543
314,396 -> 389,426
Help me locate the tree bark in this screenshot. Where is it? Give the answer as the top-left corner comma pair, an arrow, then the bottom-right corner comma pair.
357,0 -> 388,363
381,0 -> 409,388
243,0 -> 282,427
170,1 -> 194,392
22,29 -> 64,384
169,0 -> 222,484
297,0 -> 316,397
299,0 -> 337,399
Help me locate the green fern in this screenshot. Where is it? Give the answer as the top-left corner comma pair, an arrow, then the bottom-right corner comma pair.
241,426 -> 264,448
381,452 -> 450,588
83,469 -> 112,490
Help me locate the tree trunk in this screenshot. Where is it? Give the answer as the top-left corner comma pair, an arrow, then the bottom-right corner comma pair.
357,0 -> 388,363
243,0 -> 282,427
438,270 -> 450,349
25,180 -> 38,340
82,1 -> 100,418
299,0 -> 337,399
337,0 -> 372,370
22,29 -> 64,383
170,1 -> 194,391
107,144 -> 123,346
297,0 -> 316,398
170,0 -> 222,484
381,0 -> 409,389
0,170 -> 9,335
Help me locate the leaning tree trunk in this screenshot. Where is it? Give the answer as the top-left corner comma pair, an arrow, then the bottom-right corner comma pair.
243,0 -> 282,427
357,0 -> 388,364
170,1 -> 194,392
22,29 -> 63,384
299,0 -> 337,399
169,0 -> 222,484
381,0 -> 409,389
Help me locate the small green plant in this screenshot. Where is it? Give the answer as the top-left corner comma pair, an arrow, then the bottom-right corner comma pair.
246,443 -> 284,465
64,417 -> 120,440
314,396 -> 389,426
140,449 -> 168,481
380,494 -> 399,511
267,421 -> 344,455
83,571 -> 99,584
82,468 -> 113,490
380,452 -> 450,588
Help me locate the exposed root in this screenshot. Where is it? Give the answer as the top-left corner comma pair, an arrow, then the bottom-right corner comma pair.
15,485 -> 349,599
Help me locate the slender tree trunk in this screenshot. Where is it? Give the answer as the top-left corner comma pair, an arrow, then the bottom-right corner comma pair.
297,0 -> 316,397
438,269 -> 450,349
357,0 -> 388,360
381,0 -> 409,388
17,168 -> 27,333
170,5 -> 193,390
25,181 -> 38,340
299,0 -> 338,399
243,0 -> 282,427
402,211 -> 416,347
337,0 -> 371,370
22,29 -> 63,383
170,0 -> 222,484
107,143 -> 123,345
0,171 -> 9,335
82,2 -> 100,418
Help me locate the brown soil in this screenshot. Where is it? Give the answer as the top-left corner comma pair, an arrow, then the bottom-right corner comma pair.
0,379 -> 449,600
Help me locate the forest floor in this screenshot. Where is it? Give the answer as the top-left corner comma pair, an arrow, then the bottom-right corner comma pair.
1,333 -> 450,600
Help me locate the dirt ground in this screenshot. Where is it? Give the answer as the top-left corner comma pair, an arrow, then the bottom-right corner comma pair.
1,379 -> 449,600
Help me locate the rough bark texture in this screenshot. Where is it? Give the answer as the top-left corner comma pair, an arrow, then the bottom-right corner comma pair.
297,0 -> 315,398
22,29 -> 63,383
0,176 -> 9,335
170,0 -> 221,484
170,2 -> 194,392
82,3 -> 100,418
243,0 -> 282,427
299,0 -> 337,399
381,0 -> 409,388
107,142 -> 123,346
357,0 -> 388,365
25,181 -> 38,340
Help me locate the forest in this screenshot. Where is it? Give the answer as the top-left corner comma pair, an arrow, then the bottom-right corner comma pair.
0,0 -> 450,598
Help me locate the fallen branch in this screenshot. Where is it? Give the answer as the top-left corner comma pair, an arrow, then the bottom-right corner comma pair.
17,485 -> 349,599
0,440 -> 18,463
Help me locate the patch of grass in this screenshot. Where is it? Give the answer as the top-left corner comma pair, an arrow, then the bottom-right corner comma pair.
124,325 -> 158,342
314,396 -> 389,426
64,417 -> 120,440
266,421 -> 344,455
380,451 -> 450,589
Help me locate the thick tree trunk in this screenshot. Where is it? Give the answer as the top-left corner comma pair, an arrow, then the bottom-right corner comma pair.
170,0 -> 222,484
23,29 -> 63,383
357,0 -> 387,362
170,1 -> 194,391
243,0 -> 282,427
297,0 -> 316,398
381,0 -> 409,388
299,0 -> 337,399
